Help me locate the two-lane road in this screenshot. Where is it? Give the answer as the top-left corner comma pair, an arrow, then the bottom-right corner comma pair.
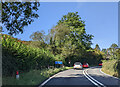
40,67 -> 120,87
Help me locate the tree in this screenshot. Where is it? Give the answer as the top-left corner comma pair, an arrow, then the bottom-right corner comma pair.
102,49 -> 107,53
30,30 -> 45,42
2,2 -> 40,35
57,12 -> 93,50
49,12 -> 94,63
95,44 -> 100,51
50,24 -> 70,47
109,43 -> 118,59
116,48 -> 120,60
102,49 -> 107,59
110,43 -> 118,49
47,24 -> 71,55
29,30 -> 47,48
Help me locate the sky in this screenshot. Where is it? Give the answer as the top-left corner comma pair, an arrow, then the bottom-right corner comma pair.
3,2 -> 118,49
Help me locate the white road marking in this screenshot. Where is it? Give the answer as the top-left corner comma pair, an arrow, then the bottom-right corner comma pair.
85,69 -> 106,87
100,68 -> 120,80
40,68 -> 108,87
83,70 -> 100,87
39,78 -> 51,87
39,73 -> 57,87
39,69 -> 72,87
83,69 -> 107,87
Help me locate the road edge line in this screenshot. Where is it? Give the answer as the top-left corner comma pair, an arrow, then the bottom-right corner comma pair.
100,68 -> 120,80
39,74 -> 56,87
39,77 -> 52,87
39,69 -> 72,87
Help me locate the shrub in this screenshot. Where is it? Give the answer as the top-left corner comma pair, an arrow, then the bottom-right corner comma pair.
2,34 -> 55,76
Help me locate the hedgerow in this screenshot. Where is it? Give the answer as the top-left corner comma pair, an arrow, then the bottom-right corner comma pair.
2,34 -> 55,76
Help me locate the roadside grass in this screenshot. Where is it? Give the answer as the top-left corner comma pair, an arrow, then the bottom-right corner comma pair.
2,67 -> 73,86
101,59 -> 118,77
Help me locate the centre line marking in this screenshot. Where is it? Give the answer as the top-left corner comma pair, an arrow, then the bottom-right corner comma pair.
83,69 -> 106,87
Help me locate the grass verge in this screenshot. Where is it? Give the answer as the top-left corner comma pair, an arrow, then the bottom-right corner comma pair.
101,59 -> 118,77
2,67 -> 73,86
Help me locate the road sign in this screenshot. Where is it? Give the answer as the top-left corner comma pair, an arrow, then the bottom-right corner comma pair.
55,61 -> 62,64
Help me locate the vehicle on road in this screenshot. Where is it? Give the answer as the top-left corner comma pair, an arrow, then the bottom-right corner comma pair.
99,63 -> 102,66
99,61 -> 102,66
82,63 -> 89,68
74,62 -> 83,69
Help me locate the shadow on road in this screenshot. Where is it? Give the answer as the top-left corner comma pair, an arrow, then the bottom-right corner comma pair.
42,69 -> 120,87
68,74 -> 83,76
90,66 -> 102,69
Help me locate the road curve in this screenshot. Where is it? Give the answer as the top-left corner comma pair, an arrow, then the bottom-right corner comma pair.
39,66 -> 120,87
87,66 -> 120,87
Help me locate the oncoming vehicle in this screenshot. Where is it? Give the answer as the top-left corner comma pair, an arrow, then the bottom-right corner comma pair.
99,63 -> 102,66
74,62 -> 83,69
83,63 -> 89,68
99,61 -> 102,66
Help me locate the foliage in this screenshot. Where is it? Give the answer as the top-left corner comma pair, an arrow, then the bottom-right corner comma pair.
29,30 -> 48,48
84,49 -> 103,65
57,12 -> 93,50
2,34 -> 55,76
116,48 -> 120,60
3,67 -> 73,85
2,2 -> 40,35
108,43 -> 118,59
101,49 -> 107,58
47,12 -> 103,66
2,12 -> 105,76
102,60 -> 118,77
114,48 -> 120,77
102,48 -> 120,78
30,30 -> 45,42
94,44 -> 100,51
27,12 -> 103,67
110,43 -> 118,49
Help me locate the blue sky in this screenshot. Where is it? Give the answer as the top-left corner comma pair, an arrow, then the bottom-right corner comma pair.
3,2 -> 118,49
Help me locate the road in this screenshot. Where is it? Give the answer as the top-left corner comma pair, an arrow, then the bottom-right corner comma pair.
40,66 -> 120,87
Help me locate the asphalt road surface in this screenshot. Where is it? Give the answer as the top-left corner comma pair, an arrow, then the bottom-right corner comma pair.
39,66 -> 120,87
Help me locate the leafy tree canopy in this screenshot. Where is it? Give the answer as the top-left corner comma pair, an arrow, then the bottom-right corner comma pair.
108,43 -> 118,59
29,30 -> 47,48
30,30 -> 45,42
110,43 -> 118,49
49,12 -> 94,59
95,44 -> 101,51
56,12 -> 93,49
2,2 -> 40,35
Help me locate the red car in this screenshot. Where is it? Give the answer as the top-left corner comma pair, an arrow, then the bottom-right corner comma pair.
82,63 -> 89,68
99,63 -> 102,66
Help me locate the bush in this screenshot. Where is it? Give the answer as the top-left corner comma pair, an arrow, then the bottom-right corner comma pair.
102,60 -> 118,77
114,60 -> 120,77
2,67 -> 73,85
2,34 -> 55,76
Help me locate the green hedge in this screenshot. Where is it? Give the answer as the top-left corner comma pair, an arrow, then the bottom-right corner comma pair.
2,34 -> 55,76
